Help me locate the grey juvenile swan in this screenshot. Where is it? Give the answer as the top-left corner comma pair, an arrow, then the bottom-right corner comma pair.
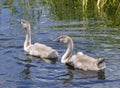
21,19 -> 58,59
56,35 -> 105,71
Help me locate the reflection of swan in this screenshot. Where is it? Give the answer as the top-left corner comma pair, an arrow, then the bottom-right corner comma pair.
56,35 -> 105,71
19,55 -> 58,80
26,55 -> 58,64
21,19 -> 58,59
55,68 -> 74,85
20,57 -> 32,80
55,68 -> 105,85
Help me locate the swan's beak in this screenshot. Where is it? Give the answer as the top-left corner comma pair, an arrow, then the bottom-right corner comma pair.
17,19 -> 24,24
53,37 -> 60,42
17,19 -> 21,22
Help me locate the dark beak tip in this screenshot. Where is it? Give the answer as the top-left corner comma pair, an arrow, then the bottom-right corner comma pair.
53,38 -> 60,42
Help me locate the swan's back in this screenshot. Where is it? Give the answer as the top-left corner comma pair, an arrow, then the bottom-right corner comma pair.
76,52 -> 97,63
27,43 -> 58,59
69,52 -> 105,71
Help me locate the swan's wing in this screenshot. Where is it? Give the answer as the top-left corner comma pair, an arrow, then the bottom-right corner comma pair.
28,43 -> 58,58
34,43 -> 52,51
76,52 -> 97,63
68,52 -> 102,71
75,52 -> 101,70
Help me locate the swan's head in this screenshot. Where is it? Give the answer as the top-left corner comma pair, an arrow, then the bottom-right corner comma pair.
56,35 -> 72,44
21,19 -> 30,29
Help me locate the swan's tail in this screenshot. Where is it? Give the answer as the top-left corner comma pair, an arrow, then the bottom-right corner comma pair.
48,50 -> 59,59
97,58 -> 105,70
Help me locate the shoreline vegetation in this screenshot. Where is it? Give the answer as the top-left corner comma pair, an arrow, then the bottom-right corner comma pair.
1,0 -> 120,27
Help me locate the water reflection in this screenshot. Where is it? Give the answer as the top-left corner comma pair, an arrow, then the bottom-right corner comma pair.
62,68 -> 74,85
19,55 -> 58,80
55,66 -> 106,85
24,55 -> 58,64
98,70 -> 106,80
20,59 -> 31,80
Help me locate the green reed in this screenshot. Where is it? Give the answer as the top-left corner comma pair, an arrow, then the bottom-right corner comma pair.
1,0 -> 120,27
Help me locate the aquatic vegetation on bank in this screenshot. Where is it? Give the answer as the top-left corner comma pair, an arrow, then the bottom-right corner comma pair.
1,0 -> 120,27
48,0 -> 120,27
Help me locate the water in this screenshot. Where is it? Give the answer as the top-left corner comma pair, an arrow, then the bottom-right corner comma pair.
0,0 -> 120,88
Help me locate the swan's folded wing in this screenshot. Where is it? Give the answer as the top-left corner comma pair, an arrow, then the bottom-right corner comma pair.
34,43 -> 52,51
76,52 -> 97,63
28,43 -> 55,57
75,52 -> 101,70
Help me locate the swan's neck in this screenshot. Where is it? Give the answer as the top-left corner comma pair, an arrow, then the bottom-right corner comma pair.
24,25 -> 31,51
61,39 -> 73,64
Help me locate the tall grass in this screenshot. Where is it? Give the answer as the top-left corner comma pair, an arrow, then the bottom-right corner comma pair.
48,0 -> 120,27
1,0 -> 120,27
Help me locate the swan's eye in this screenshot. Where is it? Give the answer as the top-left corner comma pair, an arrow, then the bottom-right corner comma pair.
61,37 -> 64,39
59,36 -> 63,39
22,21 -> 26,23
21,21 -> 25,24
60,36 -> 66,39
